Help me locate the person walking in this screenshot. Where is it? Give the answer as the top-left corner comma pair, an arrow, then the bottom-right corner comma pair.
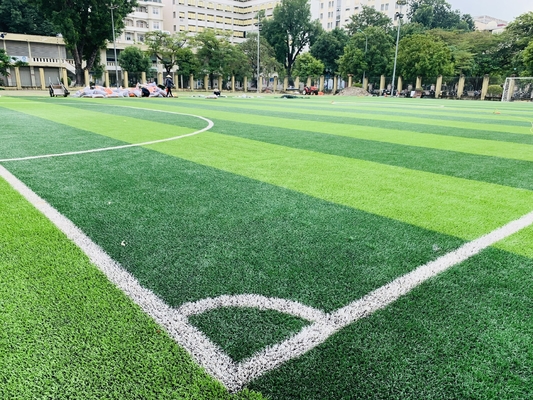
165,74 -> 174,97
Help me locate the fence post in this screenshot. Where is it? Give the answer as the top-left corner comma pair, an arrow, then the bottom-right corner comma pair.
435,75 -> 443,98
480,74 -> 490,100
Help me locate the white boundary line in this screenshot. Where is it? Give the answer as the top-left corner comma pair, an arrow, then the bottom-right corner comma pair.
0,106 -> 213,162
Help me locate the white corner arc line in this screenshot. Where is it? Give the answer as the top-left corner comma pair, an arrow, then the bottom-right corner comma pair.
2,163 -> 533,392
178,294 -> 327,322
0,106 -> 213,163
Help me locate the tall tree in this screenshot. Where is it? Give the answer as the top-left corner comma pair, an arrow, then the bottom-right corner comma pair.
292,52 -> 324,82
144,31 -> 189,75
346,5 -> 393,35
240,33 -> 282,85
338,26 -> 393,81
35,0 -> 137,85
310,28 -> 348,74
396,33 -> 453,81
118,45 -> 151,85
0,0 -> 57,36
193,30 -> 226,87
499,12 -> 533,75
222,41 -> 252,83
260,0 -> 322,79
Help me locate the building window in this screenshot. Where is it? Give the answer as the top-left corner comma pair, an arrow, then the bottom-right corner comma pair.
138,34 -> 145,42
153,8 -> 159,15
136,6 -> 147,12
173,11 -> 176,18
173,24 -> 177,31
136,20 -> 147,28
125,32 -> 133,41
320,12 -> 323,18
153,21 -> 160,29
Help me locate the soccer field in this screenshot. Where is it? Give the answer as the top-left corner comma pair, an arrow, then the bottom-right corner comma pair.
1,94 -> 532,399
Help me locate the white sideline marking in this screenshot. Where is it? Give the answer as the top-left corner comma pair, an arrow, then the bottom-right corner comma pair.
2,164 -> 533,392
0,106 -> 213,162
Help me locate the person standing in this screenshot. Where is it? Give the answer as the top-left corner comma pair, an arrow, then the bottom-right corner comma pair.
165,74 -> 174,97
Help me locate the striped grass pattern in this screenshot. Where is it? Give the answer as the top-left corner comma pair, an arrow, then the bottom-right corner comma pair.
1,95 -> 532,399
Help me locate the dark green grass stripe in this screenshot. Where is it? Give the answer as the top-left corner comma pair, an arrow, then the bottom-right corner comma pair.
158,100 -> 533,144
207,120 -> 533,191
249,247 -> 533,399
4,146 -> 466,313
189,308 -> 309,362
0,177 -> 263,400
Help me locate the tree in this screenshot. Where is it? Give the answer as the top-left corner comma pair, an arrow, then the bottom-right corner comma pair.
260,0 -> 322,79
118,45 -> 151,85
346,5 -> 393,34
193,30 -> 226,87
396,33 -> 453,81
144,31 -> 189,75
499,12 -> 533,75
338,27 -> 393,81
0,0 -> 57,36
407,0 -> 474,31
310,28 -> 348,74
292,52 -> 324,83
240,33 -> 282,85
0,48 -> 27,79
35,0 -> 137,85
222,41 -> 252,84
523,41 -> 533,76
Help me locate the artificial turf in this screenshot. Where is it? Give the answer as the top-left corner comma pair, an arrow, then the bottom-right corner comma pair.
0,177 -> 263,399
1,95 -> 532,399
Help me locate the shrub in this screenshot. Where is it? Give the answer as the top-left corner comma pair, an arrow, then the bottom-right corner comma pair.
487,85 -> 503,96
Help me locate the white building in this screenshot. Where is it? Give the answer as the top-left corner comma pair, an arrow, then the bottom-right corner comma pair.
313,0 -> 408,31
162,0 -> 278,43
473,15 -> 507,33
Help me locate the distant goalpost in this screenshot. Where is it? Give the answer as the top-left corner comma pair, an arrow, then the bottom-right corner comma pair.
501,77 -> 533,102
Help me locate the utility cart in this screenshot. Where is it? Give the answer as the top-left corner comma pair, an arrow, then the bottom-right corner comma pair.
49,78 -> 70,97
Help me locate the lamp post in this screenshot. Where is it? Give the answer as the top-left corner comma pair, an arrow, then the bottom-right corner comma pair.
357,29 -> 368,85
391,0 -> 406,96
109,3 -> 119,88
256,13 -> 261,94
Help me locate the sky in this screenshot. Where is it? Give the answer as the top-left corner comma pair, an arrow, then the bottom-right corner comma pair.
446,0 -> 533,22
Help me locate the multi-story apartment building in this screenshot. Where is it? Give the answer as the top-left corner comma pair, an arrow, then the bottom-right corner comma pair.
313,0 -> 408,31
162,0 -> 277,43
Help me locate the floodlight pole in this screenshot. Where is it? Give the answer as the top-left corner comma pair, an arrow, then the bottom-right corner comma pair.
357,29 -> 368,84
109,3 -> 119,88
391,0 -> 406,96
256,13 -> 261,94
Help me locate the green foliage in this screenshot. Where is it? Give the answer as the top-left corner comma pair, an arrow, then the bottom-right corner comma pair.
486,84 -> 503,96
310,28 -> 348,73
407,0 -> 474,31
292,52 -> 324,80
260,0 -> 322,79
239,33 -> 281,80
501,12 -> 533,75
0,48 -> 27,76
397,33 -> 453,80
346,5 -> 393,35
339,27 -> 393,79
193,30 -> 227,83
222,41 -> 252,81
145,31 -> 190,74
0,0 -> 57,36
34,0 -> 137,85
118,46 -> 151,84
523,41 -> 533,76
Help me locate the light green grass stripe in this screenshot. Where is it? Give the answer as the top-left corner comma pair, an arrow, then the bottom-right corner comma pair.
0,176 -> 262,399
145,132 -> 533,241
200,98 -> 533,135
0,99 -> 194,142
82,98 -> 533,163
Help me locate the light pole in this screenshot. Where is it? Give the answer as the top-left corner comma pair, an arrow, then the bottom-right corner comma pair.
256,13 -> 261,94
109,3 -> 119,88
391,0 -> 406,96
357,29 -> 368,85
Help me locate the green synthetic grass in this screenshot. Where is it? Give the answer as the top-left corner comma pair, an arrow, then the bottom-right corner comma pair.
189,308 -> 309,362
0,178 -> 263,399
1,95 -> 533,399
